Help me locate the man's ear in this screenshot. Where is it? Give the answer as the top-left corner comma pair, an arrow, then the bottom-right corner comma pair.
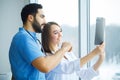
28,15 -> 34,22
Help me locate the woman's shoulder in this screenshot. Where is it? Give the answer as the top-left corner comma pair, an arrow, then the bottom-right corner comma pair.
64,52 -> 78,61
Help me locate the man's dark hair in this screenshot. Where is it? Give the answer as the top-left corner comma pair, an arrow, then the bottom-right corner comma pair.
21,3 -> 43,24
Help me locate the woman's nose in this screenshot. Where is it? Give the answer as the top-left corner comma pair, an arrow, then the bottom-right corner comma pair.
59,32 -> 62,37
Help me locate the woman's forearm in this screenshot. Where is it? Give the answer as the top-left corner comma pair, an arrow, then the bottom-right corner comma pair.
80,43 -> 105,67
80,49 -> 98,67
93,53 -> 105,71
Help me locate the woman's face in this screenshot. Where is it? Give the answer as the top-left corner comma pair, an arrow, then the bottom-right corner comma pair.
49,24 -> 62,45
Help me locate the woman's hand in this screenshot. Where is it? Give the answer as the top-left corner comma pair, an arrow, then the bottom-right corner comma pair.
94,42 -> 105,55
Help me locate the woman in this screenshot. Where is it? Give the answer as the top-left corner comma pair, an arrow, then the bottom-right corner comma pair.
41,22 -> 105,80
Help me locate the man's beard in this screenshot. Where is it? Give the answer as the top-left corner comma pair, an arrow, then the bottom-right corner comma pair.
32,19 -> 43,33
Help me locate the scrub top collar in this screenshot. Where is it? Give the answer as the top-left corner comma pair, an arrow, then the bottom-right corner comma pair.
19,27 -> 37,40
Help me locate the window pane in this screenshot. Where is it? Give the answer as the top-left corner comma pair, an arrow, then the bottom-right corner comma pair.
90,0 -> 120,80
38,0 -> 79,80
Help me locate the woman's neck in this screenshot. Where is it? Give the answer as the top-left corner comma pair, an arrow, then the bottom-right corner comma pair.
49,43 -> 68,60
49,44 -> 58,53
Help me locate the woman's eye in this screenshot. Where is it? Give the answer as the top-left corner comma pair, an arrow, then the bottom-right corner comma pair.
53,30 -> 62,34
54,31 -> 58,34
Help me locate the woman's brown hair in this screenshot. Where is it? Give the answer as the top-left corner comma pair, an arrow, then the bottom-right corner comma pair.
41,22 -> 60,54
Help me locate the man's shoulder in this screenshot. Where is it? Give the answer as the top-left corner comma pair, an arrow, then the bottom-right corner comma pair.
14,27 -> 28,38
11,30 -> 30,44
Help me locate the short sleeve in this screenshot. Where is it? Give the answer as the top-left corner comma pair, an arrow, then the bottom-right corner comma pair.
19,36 -> 45,64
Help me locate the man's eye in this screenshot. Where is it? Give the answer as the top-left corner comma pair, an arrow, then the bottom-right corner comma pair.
40,15 -> 45,18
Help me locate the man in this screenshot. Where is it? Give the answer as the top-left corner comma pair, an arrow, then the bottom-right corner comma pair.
9,3 -> 72,80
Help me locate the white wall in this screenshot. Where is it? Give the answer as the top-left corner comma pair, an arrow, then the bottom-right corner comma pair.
0,0 -> 29,74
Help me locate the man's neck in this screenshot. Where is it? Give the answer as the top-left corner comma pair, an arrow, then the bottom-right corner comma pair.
23,23 -> 35,32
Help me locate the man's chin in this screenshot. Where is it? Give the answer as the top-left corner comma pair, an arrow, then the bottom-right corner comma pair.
36,30 -> 42,33
36,27 -> 43,33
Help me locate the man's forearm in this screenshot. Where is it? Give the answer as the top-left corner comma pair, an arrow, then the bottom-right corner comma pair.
46,48 -> 67,69
32,48 -> 67,73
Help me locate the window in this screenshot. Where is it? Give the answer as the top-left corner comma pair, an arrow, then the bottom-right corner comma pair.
90,0 -> 120,80
38,0 -> 79,57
